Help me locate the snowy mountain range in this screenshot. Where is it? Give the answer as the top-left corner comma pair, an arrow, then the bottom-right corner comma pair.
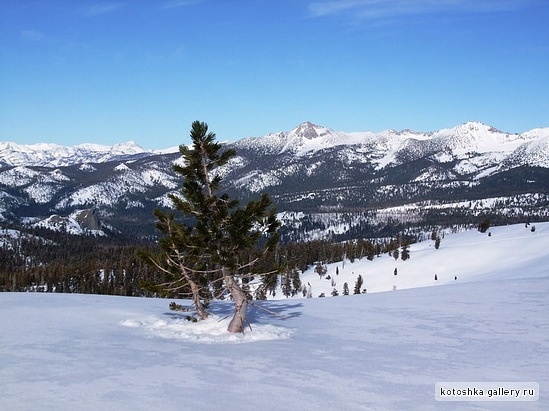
0,140 -> 164,168
231,121 -> 549,185
1,121 -> 548,239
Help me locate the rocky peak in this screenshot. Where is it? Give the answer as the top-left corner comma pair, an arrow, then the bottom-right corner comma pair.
74,208 -> 101,231
292,121 -> 325,139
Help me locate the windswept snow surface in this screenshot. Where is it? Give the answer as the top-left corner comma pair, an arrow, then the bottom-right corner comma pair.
1,223 -> 548,410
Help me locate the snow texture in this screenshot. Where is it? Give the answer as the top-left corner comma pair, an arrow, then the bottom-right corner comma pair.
1,223 -> 548,410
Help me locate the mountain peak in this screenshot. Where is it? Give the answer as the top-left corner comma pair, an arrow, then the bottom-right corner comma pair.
291,121 -> 328,139
110,141 -> 146,155
456,121 -> 497,133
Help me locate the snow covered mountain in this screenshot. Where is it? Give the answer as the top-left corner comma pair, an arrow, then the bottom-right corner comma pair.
0,140 -> 158,167
230,121 -> 547,175
1,121 -> 548,239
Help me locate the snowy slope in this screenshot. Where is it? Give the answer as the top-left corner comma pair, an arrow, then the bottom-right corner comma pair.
428,122 -> 527,154
274,222 -> 549,298
504,135 -> 549,168
1,223 -> 547,410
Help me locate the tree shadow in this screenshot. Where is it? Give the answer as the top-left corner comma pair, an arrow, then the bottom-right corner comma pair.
246,300 -> 303,323
160,299 -> 303,325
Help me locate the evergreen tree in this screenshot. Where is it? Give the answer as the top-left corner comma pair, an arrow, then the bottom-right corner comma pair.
478,219 -> 491,233
141,121 -> 280,332
289,268 -> 301,297
281,271 -> 292,298
401,244 -> 410,261
353,274 -> 363,295
343,282 -> 349,296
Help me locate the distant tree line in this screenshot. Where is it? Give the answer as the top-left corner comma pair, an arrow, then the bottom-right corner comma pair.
0,223 -> 406,299
0,227 -> 162,296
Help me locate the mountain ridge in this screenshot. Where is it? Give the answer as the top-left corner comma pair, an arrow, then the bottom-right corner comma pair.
2,121 -> 547,167
0,140 -> 169,167
1,121 -> 548,240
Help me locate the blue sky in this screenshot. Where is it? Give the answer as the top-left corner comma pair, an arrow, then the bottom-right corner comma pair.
1,0 -> 548,148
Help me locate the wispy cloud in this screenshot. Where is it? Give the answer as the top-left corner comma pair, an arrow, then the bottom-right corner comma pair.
308,0 -> 530,21
21,30 -> 45,42
161,0 -> 204,10
87,2 -> 126,17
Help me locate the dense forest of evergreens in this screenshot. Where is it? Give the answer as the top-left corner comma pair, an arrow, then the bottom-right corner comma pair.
0,224 -> 406,299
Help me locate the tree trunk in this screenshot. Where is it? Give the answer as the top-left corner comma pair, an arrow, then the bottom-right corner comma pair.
178,263 -> 208,320
223,267 -> 247,333
189,279 -> 208,320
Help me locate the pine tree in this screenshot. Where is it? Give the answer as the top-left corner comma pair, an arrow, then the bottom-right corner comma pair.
353,274 -> 363,295
141,121 -> 280,332
478,219 -> 491,233
343,282 -> 349,296
289,268 -> 301,297
281,271 -> 291,298
401,244 -> 410,260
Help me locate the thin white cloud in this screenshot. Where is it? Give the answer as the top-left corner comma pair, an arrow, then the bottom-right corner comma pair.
21,30 -> 45,42
87,2 -> 126,17
161,0 -> 204,9
308,0 -> 531,21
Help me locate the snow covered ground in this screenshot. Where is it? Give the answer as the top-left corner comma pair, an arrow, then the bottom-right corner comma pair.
1,223 -> 548,410
277,222 -> 549,298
